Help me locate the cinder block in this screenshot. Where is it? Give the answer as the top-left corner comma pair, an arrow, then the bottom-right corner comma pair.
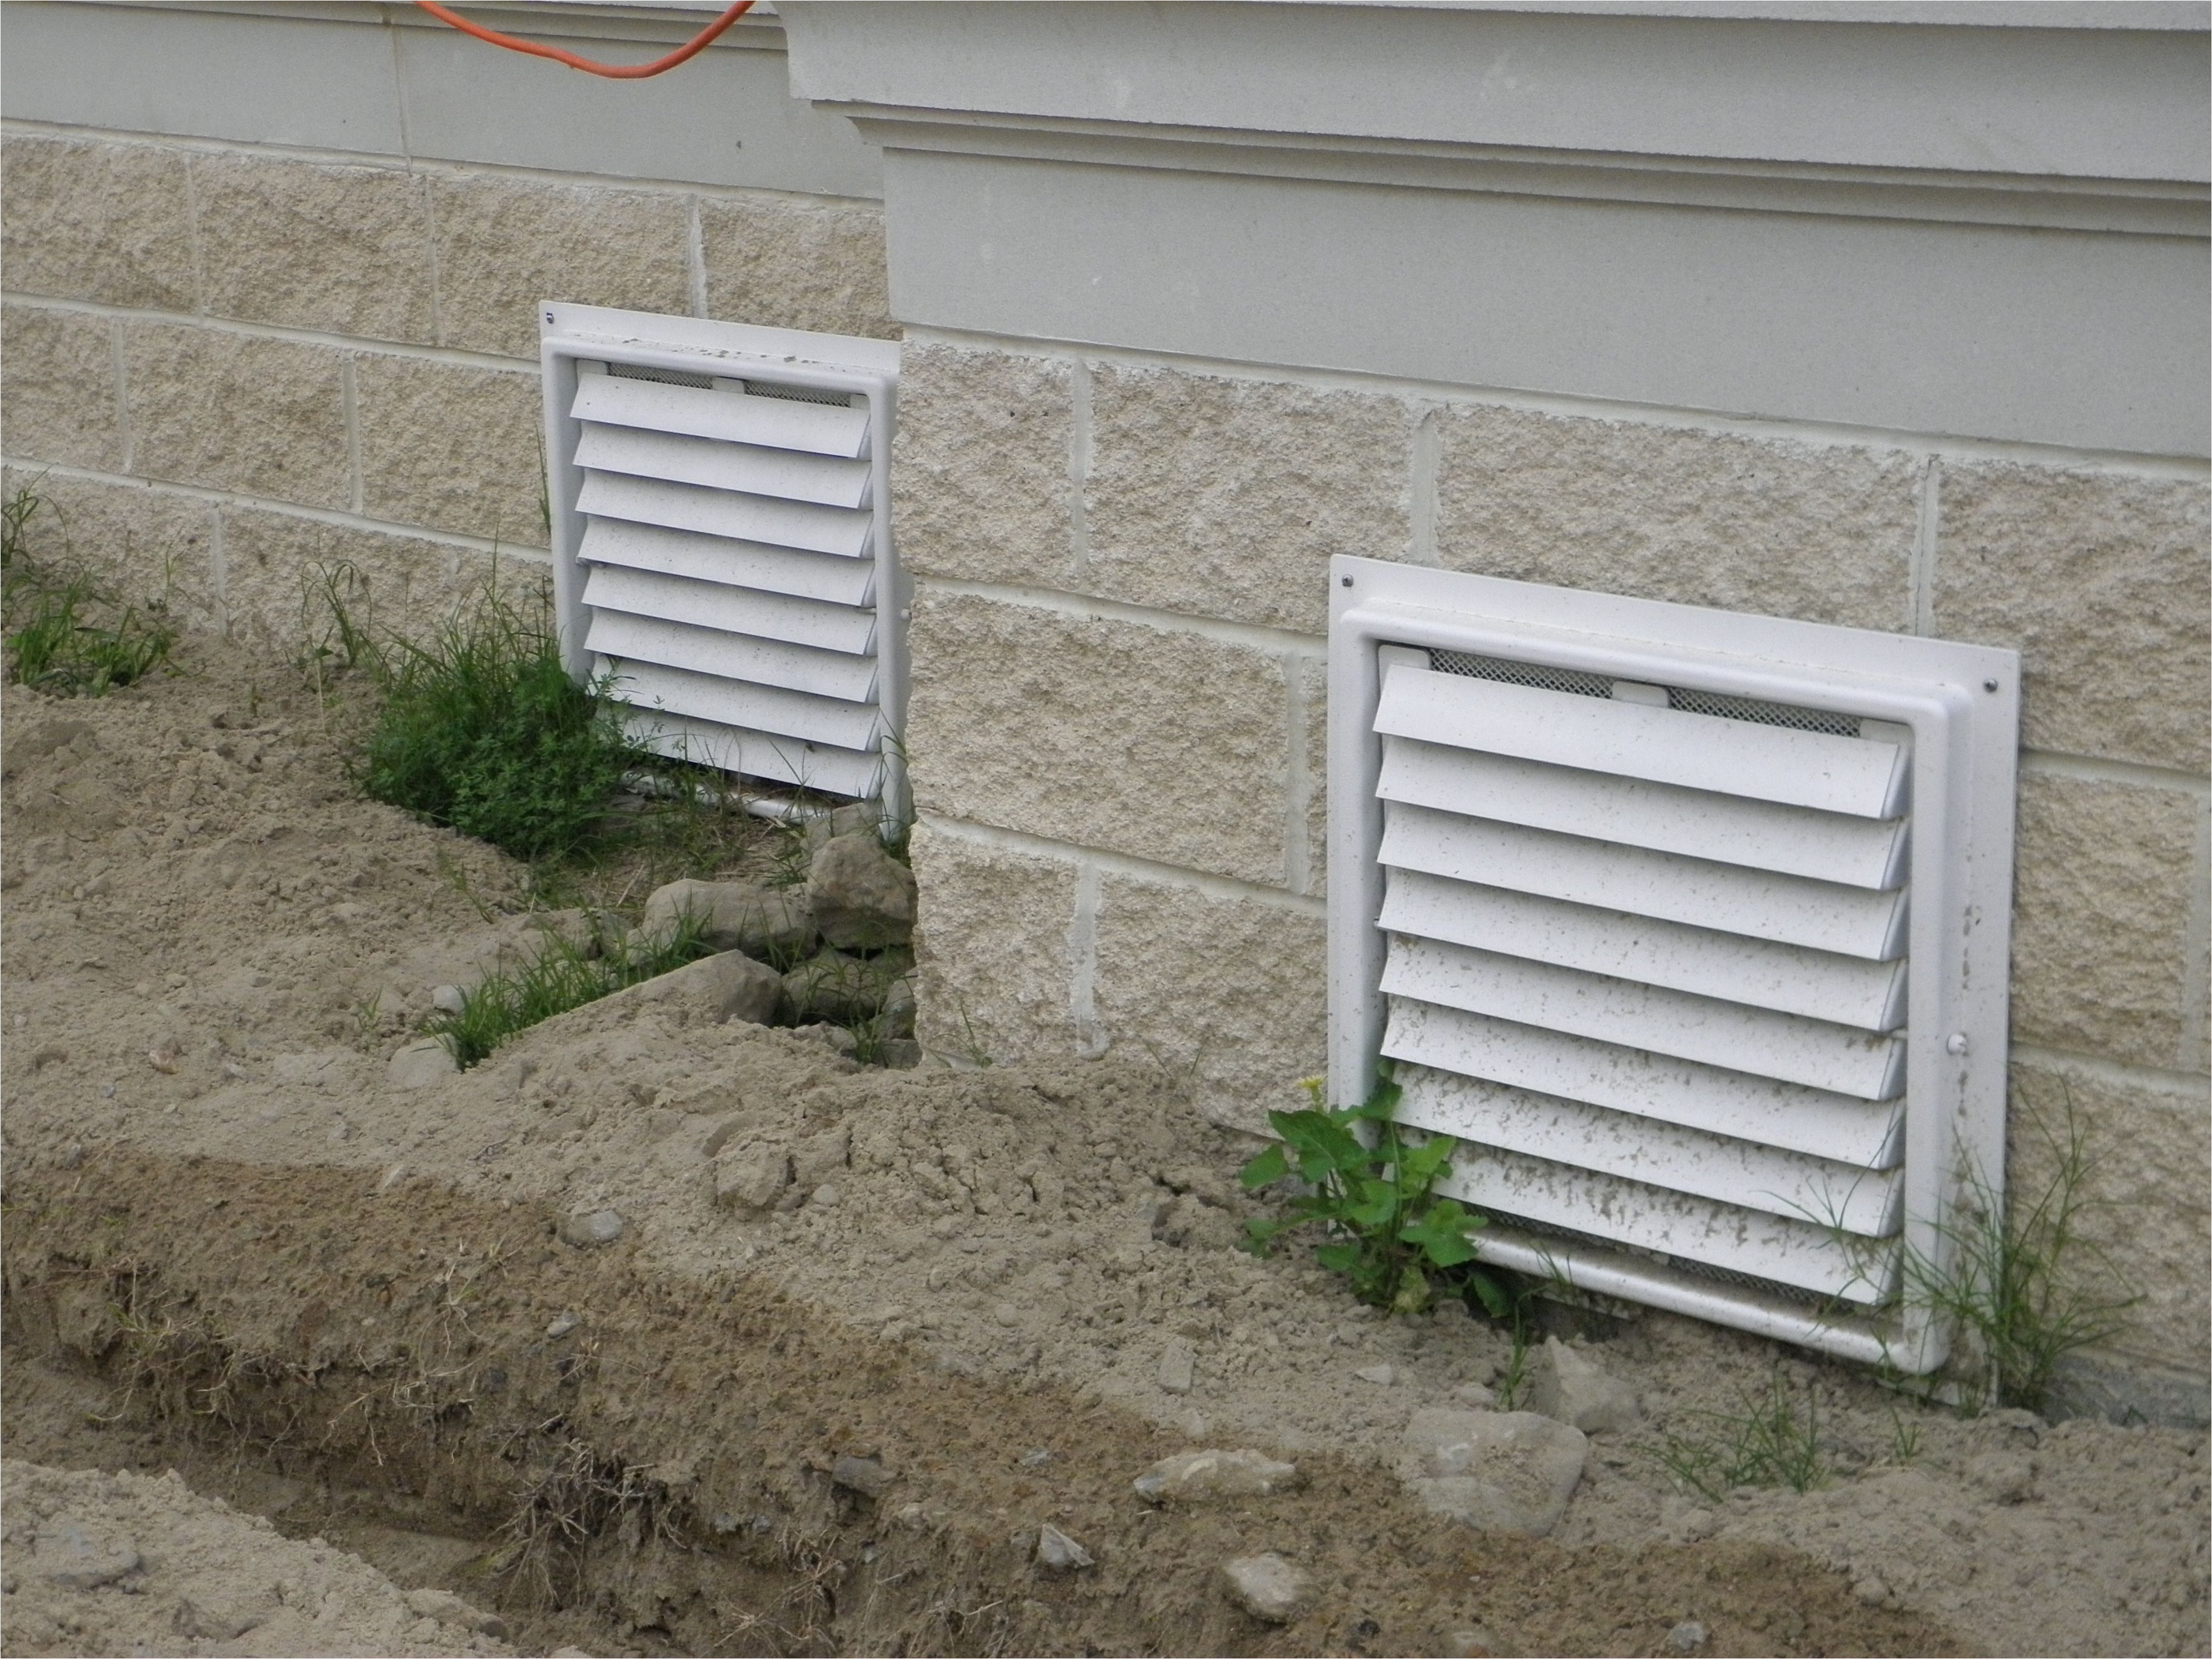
1300,657 -> 1328,899
1,304 -> 122,472
1934,463 -> 2210,773
2010,771 -> 2199,1072
1087,365 -> 1412,633
1435,406 -> 1919,632
909,823 -> 1079,1064
2006,1061 -> 2209,1385
431,176 -> 688,358
0,467 -> 218,633
892,345 -> 1073,585
217,506 -> 544,656
356,356 -> 545,547
906,590 -> 1294,886
123,324 -> 350,509
195,153 -> 435,342
700,193 -> 893,340
1092,870 -> 1327,1132
0,135 -> 195,311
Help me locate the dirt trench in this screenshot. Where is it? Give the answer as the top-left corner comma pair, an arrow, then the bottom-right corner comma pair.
2,1149 -> 1960,1659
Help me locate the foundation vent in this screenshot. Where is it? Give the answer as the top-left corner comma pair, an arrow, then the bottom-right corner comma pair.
1328,559 -> 2019,1371
540,303 -> 903,804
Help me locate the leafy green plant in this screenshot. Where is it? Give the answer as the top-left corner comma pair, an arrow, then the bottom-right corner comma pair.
1648,1367 -> 1830,1501
1239,1064 -> 1502,1316
425,913 -> 711,1069
3,482 -> 177,697
1898,1085 -> 2136,1415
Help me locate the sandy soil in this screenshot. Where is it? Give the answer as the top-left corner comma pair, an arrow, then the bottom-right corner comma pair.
2,638 -> 2205,1658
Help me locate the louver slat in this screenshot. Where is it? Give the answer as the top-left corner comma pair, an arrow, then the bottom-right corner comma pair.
1382,935 -> 1907,1099
1382,998 -> 1903,1167
582,565 -> 876,657
573,373 -> 869,458
580,520 -> 874,608
1435,1143 -> 1897,1303
620,707 -> 883,798
1382,802 -> 1908,961
575,424 -> 872,510
1396,1064 -> 1901,1235
603,658 -> 883,752
586,610 -> 876,704
1382,867 -> 1907,1030
1379,736 -> 1909,890
577,472 -> 871,559
1376,664 -> 1908,818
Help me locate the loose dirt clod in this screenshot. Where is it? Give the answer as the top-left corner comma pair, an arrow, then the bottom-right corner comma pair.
2,636 -> 2206,1658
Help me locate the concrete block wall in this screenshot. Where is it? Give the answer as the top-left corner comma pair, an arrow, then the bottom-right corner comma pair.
0,123 -> 890,651
894,333 -> 2212,1392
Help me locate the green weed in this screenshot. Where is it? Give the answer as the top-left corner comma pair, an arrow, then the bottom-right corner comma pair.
425,913 -> 711,1069
1899,1085 -> 2136,1415
1239,1063 -> 1506,1317
1648,1367 -> 1830,1501
2,482 -> 177,697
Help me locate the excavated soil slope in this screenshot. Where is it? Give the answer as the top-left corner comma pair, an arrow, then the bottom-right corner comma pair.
2,641 -> 2205,1658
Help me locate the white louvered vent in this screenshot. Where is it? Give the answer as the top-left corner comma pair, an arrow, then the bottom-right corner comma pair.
1328,559 -> 2019,1371
540,304 -> 901,805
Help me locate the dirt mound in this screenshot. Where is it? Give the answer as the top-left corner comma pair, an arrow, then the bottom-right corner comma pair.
2,637 -> 2205,1658
1,1459 -> 512,1657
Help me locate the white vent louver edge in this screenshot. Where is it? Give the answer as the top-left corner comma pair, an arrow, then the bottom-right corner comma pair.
540,303 -> 903,809
1328,557 -> 2019,1372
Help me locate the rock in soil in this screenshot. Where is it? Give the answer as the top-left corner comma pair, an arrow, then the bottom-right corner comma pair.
639,877 -> 814,958
386,1038 -> 457,1090
556,1208 -> 626,1248
1527,1335 -> 1641,1435
1399,1408 -> 1590,1537
1036,1522 -> 1094,1570
1134,1448 -> 1301,1503
618,947 -> 780,1025
806,831 -> 916,950
1221,1552 -> 1314,1623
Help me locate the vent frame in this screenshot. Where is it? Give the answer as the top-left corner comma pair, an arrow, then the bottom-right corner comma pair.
1328,556 -> 2020,1373
540,302 -> 904,812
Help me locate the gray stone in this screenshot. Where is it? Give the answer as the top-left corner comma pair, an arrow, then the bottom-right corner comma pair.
1220,1553 -> 1313,1624
641,878 -> 815,958
557,1209 -> 626,1248
1157,1337 -> 1197,1395
1355,1363 -> 1398,1386
176,1593 -> 271,1641
714,1141 -> 791,1211
1449,1627 -> 1501,1658
1035,1523 -> 1094,1571
1527,1336 -> 1641,1435
1667,1619 -> 1707,1652
802,801 -> 889,855
430,984 -> 467,1015
386,1039 -> 457,1090
405,1587 -> 506,1637
808,832 -> 918,951
883,975 -> 918,1039
782,947 -> 890,1025
1134,1448 -> 1301,1504
880,1037 -> 925,1070
34,1517 -> 139,1588
629,949 -> 783,1026
831,1454 -> 892,1498
1398,1408 -> 1589,1538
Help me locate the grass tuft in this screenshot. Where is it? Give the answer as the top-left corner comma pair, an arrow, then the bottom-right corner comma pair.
1647,1366 -> 1830,1501
426,913 -> 713,1069
2,481 -> 177,696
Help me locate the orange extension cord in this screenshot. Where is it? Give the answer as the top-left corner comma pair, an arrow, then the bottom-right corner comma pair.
413,1 -> 754,79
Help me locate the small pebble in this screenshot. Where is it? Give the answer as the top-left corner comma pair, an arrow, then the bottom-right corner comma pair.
1667,1619 -> 1707,1651
546,1312 -> 580,1339
1035,1523 -> 1093,1571
1355,1363 -> 1396,1385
